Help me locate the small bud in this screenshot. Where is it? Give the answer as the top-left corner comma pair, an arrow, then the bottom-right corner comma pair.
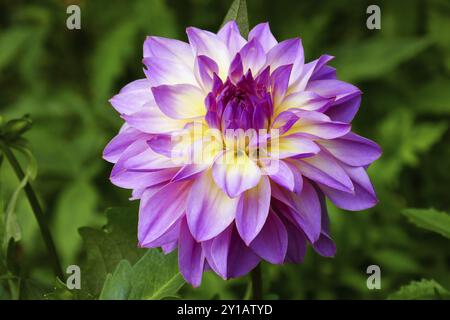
4,116 -> 33,138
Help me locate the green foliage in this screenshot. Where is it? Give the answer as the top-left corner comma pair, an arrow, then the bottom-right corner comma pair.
99,250 -> 185,300
402,208 -> 450,239
388,279 -> 450,300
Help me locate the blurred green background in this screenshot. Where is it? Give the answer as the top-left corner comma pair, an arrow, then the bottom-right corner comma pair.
0,0 -> 449,299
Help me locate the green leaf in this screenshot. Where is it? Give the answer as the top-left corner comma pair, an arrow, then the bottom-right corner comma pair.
79,207 -> 144,297
99,250 -> 185,300
99,260 -> 133,300
333,37 -> 431,82
388,279 -> 449,300
44,278 -> 77,300
3,115 -> 33,139
402,208 -> 450,239
222,0 -> 249,38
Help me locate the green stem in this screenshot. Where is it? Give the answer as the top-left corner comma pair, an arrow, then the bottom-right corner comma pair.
0,141 -> 64,280
7,273 -> 20,300
251,264 -> 262,300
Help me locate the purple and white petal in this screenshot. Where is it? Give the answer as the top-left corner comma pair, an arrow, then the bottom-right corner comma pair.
187,27 -> 231,78
235,176 -> 271,245
248,22 -> 278,53
218,21 -> 246,58
143,57 -> 197,86
152,84 -> 206,120
317,132 -> 382,166
138,181 -> 191,245
187,170 -> 240,241
212,150 -> 261,198
109,79 -> 153,115
144,36 -> 194,67
319,164 -> 378,211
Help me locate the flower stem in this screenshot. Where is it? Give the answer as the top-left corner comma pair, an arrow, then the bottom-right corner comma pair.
251,264 -> 262,300
0,141 -> 64,280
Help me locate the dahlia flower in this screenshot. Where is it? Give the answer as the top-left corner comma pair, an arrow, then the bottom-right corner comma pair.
103,21 -> 381,286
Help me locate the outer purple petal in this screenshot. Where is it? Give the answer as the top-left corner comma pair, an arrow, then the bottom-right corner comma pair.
313,233 -> 336,257
103,126 -> 148,163
290,55 -> 334,92
143,36 -> 194,67
281,216 -> 307,263
293,150 -> 354,193
226,226 -> 261,278
111,167 -> 177,190
138,181 -> 191,245
178,218 -> 205,287
110,140 -> 178,189
278,91 -> 331,114
326,94 -> 362,123
109,79 -> 152,115
319,164 -> 378,211
122,140 -> 180,171
187,170 -> 240,241
312,190 -> 336,257
286,110 -> 351,139
162,241 -> 178,254
271,179 -> 322,243
122,103 -> 188,134
306,79 -> 361,122
250,210 -> 288,264
235,176 -> 271,245
207,225 -> 233,279
139,214 -> 181,248
317,132 -> 382,166
143,57 -> 197,86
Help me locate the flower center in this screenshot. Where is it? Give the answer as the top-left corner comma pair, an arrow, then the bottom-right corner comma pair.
205,68 -> 273,133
